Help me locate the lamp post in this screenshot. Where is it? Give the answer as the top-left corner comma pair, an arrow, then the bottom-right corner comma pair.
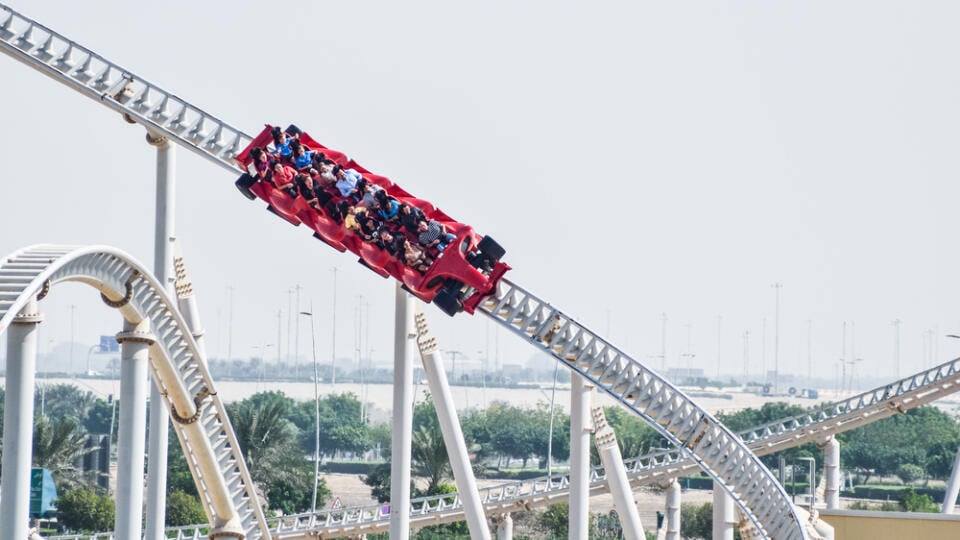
301,309 -> 321,513
444,350 -> 463,385
253,344 -> 273,384
85,344 -> 100,376
69,304 -> 76,374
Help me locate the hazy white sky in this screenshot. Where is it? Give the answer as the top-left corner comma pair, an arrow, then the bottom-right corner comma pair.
2,1 -> 959,388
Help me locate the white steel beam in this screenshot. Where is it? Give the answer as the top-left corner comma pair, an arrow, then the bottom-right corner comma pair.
414,309 -> 491,540
0,300 -> 41,540
390,285 -> 414,539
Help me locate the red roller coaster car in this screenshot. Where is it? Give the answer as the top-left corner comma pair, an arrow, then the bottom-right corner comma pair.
233,124 -> 510,316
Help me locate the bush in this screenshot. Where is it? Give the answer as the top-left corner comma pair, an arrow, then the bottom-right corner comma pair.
55,488 -> 114,532
166,490 -> 207,526
680,502 -> 712,539
539,503 -> 570,538
901,487 -> 939,513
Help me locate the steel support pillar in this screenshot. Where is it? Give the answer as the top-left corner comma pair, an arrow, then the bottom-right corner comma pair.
942,443 -> 960,513
416,310 -> 490,540
495,513 -> 513,540
569,374 -> 592,540
665,478 -> 681,540
712,484 -> 735,540
389,284 -> 414,539
173,242 -> 207,358
146,132 -> 175,540
0,300 -> 42,540
592,407 -> 643,539
822,437 -> 840,510
114,318 -> 153,540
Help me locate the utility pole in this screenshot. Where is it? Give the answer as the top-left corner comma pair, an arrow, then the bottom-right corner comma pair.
287,288 -> 293,370
892,319 -> 901,379
716,315 -> 722,378
761,317 -> 767,383
277,309 -> 282,368
227,285 -> 234,362
69,304 -> 76,374
772,282 -> 782,394
294,284 -> 302,377
660,312 -> 667,371
742,330 -> 750,380
330,269 -> 337,386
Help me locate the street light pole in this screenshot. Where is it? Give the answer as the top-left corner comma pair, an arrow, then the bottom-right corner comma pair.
331,269 -> 337,386
301,309 -> 321,513
772,282 -> 782,394
69,304 -> 76,374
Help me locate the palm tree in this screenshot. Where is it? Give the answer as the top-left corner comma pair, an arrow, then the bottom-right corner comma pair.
227,394 -> 315,512
32,415 -> 97,491
35,383 -> 97,422
411,424 -> 451,493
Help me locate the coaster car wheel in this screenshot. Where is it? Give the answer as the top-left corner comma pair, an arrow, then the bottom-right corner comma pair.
477,235 -> 506,261
433,287 -> 463,317
235,174 -> 257,200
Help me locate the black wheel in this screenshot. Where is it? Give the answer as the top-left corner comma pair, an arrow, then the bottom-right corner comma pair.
235,174 -> 257,200
477,235 -> 506,261
285,124 -> 302,138
433,288 -> 463,317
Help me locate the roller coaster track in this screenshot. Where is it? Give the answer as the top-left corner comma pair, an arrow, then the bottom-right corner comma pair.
0,245 -> 272,540
0,3 -> 813,538
254,285 -> 960,539
45,335 -> 960,540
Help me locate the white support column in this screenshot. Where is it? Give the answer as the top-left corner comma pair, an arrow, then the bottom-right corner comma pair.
569,374 -> 592,540
592,407 -> 643,539
665,478 -> 681,540
942,444 -> 960,513
415,310 -> 491,540
389,284 -> 414,539
0,300 -> 42,540
822,437 -> 840,510
712,484 -> 735,540
114,319 -> 153,540
173,243 -> 207,359
146,132 -> 175,540
495,513 -> 513,540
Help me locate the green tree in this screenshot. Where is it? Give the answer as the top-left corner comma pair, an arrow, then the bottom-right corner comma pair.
896,463 -> 924,485
166,489 -> 207,526
538,503 -> 569,538
680,502 -> 712,539
32,415 -> 96,491
167,425 -> 198,497
838,406 -> 960,483
36,384 -> 97,422
83,399 -> 115,434
55,488 -> 115,532
305,392 -> 373,458
228,393 -> 326,513
363,461 -> 415,503
412,424 -> 451,492
484,402 -> 541,468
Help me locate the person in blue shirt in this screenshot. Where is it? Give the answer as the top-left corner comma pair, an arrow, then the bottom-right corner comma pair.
292,144 -> 316,171
271,126 -> 294,160
374,189 -> 400,223
335,166 -> 364,197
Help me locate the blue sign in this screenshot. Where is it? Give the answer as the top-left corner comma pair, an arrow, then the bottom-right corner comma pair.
99,335 -> 119,353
